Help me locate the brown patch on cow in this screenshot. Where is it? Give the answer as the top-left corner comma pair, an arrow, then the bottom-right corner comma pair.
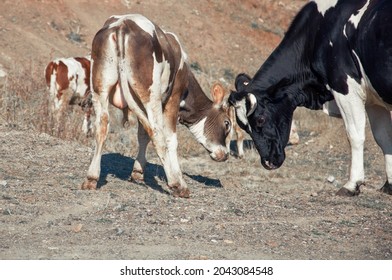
100,113 -> 109,137
163,32 -> 182,86
152,33 -> 163,63
74,57 -> 91,96
55,61 -> 70,99
44,61 -> 56,87
125,22 -> 154,104
164,67 -> 188,131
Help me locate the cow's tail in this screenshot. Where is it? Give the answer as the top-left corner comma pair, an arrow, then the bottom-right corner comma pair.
116,25 -> 152,135
45,61 -> 58,99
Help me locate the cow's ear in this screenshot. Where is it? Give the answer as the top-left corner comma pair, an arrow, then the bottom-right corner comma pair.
235,73 -> 252,91
211,82 -> 226,105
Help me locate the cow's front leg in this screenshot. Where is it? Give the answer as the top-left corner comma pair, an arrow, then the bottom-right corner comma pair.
130,121 -> 150,183
162,129 -> 189,198
366,105 -> 392,195
148,126 -> 189,197
332,89 -> 366,196
81,93 -> 109,190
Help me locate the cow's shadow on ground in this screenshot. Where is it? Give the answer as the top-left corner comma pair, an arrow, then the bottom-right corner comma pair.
97,153 -> 222,194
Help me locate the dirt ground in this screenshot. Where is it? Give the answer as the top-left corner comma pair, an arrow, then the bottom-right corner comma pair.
0,0 -> 391,260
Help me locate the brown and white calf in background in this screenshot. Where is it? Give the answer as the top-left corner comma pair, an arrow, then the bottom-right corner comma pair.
82,14 -> 231,198
44,56 -> 93,135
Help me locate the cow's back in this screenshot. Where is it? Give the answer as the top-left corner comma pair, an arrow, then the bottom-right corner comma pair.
353,0 -> 392,105
91,14 -> 187,107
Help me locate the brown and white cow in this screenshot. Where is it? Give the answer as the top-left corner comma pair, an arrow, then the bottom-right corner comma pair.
44,56 -> 93,135
81,14 -> 231,198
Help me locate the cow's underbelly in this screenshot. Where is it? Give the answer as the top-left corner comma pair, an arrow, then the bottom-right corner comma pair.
367,88 -> 392,111
111,84 -> 127,109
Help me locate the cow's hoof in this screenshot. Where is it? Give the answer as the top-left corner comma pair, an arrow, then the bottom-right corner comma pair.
81,178 -> 97,190
380,181 -> 392,195
130,170 -> 145,185
169,185 -> 190,198
336,187 -> 360,196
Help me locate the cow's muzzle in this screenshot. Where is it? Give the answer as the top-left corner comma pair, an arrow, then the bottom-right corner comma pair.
210,148 -> 229,162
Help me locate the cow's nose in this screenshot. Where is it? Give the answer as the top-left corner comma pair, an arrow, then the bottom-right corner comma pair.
210,149 -> 228,162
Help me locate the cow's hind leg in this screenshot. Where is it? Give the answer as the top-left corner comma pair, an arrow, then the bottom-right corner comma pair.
366,105 -> 392,195
130,120 -> 150,183
81,95 -> 93,136
81,92 -> 110,190
81,71 -> 113,190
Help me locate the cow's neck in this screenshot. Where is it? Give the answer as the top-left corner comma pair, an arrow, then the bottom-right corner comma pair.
178,68 -> 213,127
252,5 -> 320,90
250,4 -> 333,109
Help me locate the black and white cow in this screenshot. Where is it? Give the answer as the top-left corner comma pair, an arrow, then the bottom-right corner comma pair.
229,0 -> 392,196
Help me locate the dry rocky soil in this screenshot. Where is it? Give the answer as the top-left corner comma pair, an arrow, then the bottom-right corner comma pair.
0,0 -> 391,260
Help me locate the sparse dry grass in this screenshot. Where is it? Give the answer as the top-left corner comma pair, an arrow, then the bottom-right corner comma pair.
0,65 -> 84,140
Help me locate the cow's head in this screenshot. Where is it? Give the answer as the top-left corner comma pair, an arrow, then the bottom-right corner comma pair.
229,73 -> 295,170
180,82 -> 232,162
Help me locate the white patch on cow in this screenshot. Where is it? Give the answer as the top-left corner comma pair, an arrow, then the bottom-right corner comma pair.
189,117 -> 207,147
189,117 -> 227,160
329,41 -> 333,47
312,0 -> 338,16
179,100 -> 186,108
235,98 -> 251,132
109,14 -> 155,37
62,57 -> 89,98
48,67 -> 59,106
386,154 -> 392,184
89,57 -> 94,90
349,0 -> 370,29
352,50 -> 392,111
54,93 -> 62,110
343,24 -> 348,39
82,117 -> 91,134
150,52 -> 171,98
166,132 -> 181,175
332,74 -> 367,192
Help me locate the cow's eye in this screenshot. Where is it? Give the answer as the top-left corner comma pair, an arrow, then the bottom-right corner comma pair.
256,116 -> 266,128
224,120 -> 231,132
